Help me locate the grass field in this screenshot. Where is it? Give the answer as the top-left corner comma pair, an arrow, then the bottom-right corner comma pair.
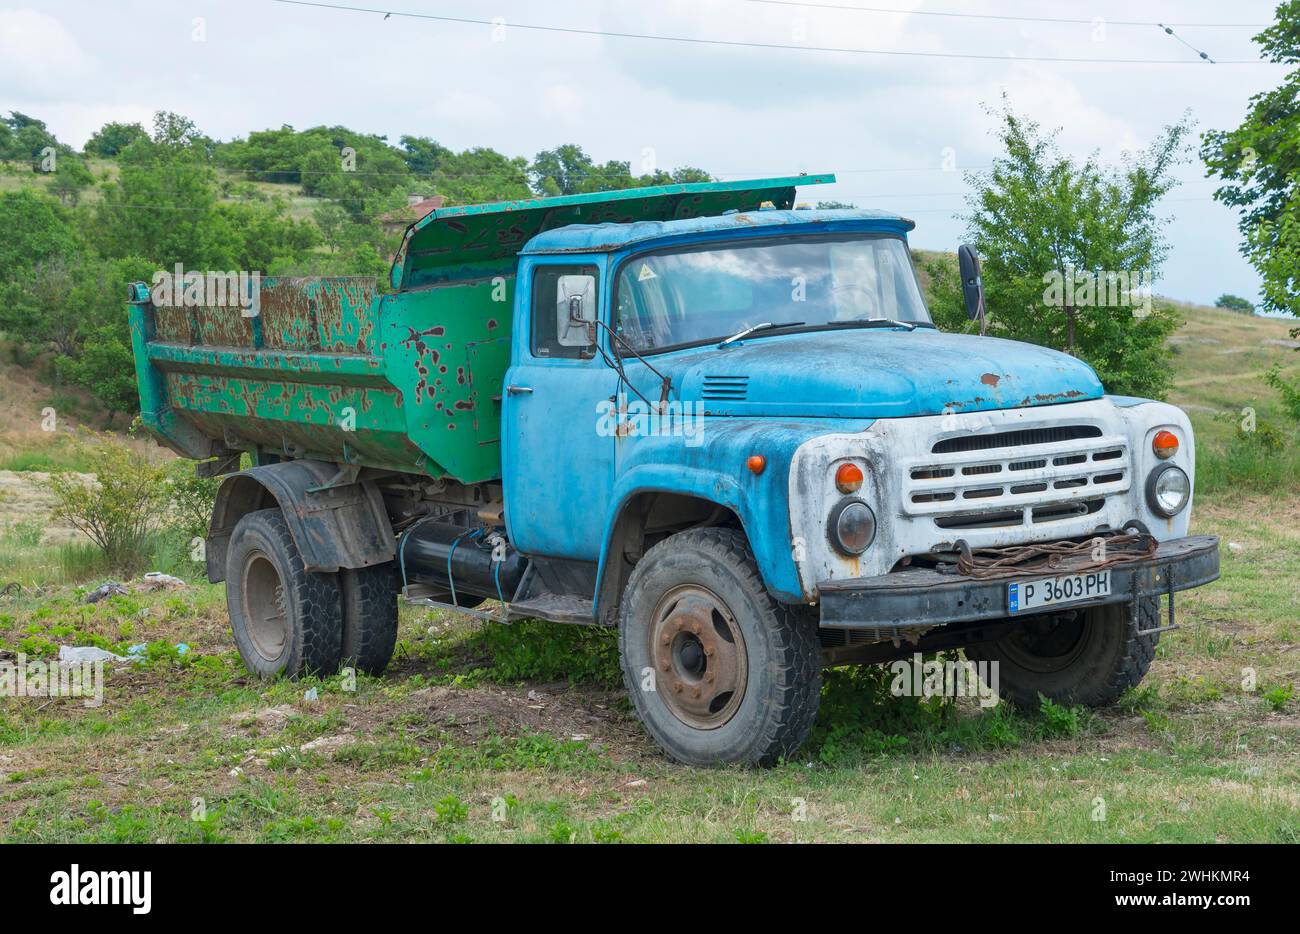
0,305 -> 1296,843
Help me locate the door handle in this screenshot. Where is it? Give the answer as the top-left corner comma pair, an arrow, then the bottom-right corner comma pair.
506,385 -> 534,395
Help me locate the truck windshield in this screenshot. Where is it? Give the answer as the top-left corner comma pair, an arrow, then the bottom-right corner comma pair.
614,234 -> 933,352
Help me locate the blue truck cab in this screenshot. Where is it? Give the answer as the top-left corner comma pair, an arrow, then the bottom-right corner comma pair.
138,175 -> 1219,766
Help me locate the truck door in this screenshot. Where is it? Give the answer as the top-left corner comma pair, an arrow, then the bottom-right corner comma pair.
501,260 -> 618,561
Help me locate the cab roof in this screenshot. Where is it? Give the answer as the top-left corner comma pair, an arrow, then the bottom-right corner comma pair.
519,208 -> 916,256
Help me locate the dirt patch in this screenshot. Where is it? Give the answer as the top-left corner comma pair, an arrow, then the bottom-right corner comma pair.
415,683 -> 637,747
0,470 -> 90,543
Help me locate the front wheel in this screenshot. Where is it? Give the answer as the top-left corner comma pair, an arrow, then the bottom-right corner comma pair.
618,528 -> 821,767
964,598 -> 1160,709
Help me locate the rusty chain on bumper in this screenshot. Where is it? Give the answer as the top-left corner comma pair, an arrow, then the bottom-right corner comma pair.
953,531 -> 1159,581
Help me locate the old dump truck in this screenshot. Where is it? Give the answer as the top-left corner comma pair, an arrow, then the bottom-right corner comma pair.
129,174 -> 1219,765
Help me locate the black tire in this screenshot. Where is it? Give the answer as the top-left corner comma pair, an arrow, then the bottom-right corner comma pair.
964,598 -> 1160,709
618,528 -> 821,767
225,508 -> 343,679
340,562 -> 399,676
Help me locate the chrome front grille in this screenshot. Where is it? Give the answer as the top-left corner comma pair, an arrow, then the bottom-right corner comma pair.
903,425 -> 1130,531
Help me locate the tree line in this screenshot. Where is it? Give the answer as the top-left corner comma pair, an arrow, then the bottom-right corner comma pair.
0,112 -> 712,418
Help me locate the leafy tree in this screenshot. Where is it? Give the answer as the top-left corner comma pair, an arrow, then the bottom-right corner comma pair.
530,144 -> 635,195
50,155 -> 94,205
92,112 -> 223,267
0,189 -> 79,280
0,112 -> 67,167
313,202 -> 352,253
399,135 -> 453,176
1214,293 -> 1256,314
84,121 -> 149,158
50,255 -> 155,417
218,124 -> 411,217
427,147 -> 531,204
93,112 -> 318,272
816,200 -> 857,209
530,145 -> 714,197
957,98 -> 1188,398
1203,2 -> 1300,320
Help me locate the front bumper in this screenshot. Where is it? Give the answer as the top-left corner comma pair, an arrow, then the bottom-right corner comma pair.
818,535 -> 1219,634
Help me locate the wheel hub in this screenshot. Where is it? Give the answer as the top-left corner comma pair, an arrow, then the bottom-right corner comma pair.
241,552 -> 289,662
649,586 -> 747,730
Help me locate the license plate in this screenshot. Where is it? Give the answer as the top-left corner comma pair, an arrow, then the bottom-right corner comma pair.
1008,570 -> 1111,613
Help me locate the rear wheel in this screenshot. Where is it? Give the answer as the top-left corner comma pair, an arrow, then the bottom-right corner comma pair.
226,508 -> 343,679
964,598 -> 1160,709
340,562 -> 399,676
618,528 -> 821,766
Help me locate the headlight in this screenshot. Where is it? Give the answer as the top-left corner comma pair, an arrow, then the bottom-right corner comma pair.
1146,464 -> 1190,517
828,500 -> 876,555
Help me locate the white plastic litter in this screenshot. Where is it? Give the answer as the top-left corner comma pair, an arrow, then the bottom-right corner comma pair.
58,645 -> 135,664
138,572 -> 187,590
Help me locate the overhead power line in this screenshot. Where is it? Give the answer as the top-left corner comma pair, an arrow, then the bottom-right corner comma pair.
1156,22 -> 1217,63
268,0 -> 1273,65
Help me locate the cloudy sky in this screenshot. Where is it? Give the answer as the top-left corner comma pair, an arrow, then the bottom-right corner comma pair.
2,0 -> 1290,306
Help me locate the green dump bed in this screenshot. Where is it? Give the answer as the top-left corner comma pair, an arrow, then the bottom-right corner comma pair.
128,175 -> 833,484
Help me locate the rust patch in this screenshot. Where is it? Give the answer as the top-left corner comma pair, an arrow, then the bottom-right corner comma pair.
1020,389 -> 1088,405
980,372 -> 1000,387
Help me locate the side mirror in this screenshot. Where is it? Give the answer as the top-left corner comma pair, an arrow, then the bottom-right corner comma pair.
958,244 -> 985,323
556,274 -> 596,347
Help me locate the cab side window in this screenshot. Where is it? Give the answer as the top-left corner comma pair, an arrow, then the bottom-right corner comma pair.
532,264 -> 598,359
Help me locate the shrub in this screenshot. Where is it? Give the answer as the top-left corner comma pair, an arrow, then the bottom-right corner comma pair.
1263,364 -> 1300,424
42,434 -> 170,574
1214,294 -> 1256,314
164,457 -> 220,541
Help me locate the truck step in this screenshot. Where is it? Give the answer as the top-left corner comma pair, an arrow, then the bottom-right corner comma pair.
507,594 -> 598,626
402,586 -> 597,627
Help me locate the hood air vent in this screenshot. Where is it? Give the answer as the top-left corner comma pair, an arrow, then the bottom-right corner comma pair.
701,375 -> 749,401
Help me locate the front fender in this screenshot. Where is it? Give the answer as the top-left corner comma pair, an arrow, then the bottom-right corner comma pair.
594,418 -> 871,612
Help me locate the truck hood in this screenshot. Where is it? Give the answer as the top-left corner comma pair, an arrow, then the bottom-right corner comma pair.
653,328 -> 1103,419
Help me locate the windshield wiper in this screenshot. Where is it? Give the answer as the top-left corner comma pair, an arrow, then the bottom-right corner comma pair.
838,317 -> 919,332
718,321 -> 806,347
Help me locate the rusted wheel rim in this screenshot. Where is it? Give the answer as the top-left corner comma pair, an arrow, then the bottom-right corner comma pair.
241,552 -> 289,662
649,585 -> 748,730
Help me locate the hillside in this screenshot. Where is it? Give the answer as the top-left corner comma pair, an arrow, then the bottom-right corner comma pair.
1166,302 -> 1300,447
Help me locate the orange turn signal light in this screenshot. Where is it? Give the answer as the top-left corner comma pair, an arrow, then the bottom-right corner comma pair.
747,454 -> 767,475
1152,430 -> 1179,459
835,462 -> 864,493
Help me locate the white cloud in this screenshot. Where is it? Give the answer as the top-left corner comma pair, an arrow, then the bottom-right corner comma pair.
0,8 -> 92,99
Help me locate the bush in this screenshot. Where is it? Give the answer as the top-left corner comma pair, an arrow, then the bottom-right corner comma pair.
1263,364 -> 1300,423
42,434 -> 170,574
164,458 -> 220,541
1196,422 -> 1300,493
1215,293 -> 1256,314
